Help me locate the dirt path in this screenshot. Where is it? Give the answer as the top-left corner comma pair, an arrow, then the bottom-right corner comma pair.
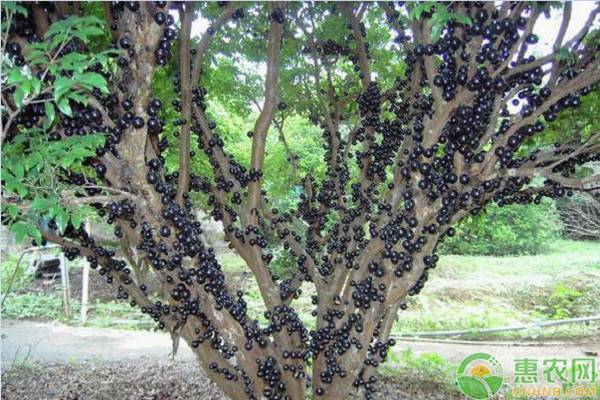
1,319 -> 193,363
2,319 -> 598,378
1,321 -> 459,400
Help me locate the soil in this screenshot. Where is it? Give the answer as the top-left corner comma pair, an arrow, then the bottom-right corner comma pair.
0,320 -> 470,400
0,359 -> 463,400
4,320 -> 599,400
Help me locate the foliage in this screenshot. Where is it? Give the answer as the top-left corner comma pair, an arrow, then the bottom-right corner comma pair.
268,246 -> 297,280
2,11 -> 115,119
542,283 -> 584,320
1,6 -> 113,243
2,291 -> 152,330
440,200 -> 561,256
0,255 -> 31,293
387,349 -> 453,378
381,349 -> 458,395
1,293 -> 66,320
410,2 -> 473,42
2,132 -> 104,241
530,87 -> 600,150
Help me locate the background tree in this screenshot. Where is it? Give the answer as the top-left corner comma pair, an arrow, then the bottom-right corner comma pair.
440,199 -> 561,255
560,192 -> 600,240
2,2 -> 599,399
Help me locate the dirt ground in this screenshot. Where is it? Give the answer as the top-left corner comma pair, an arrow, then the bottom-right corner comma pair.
4,320 -> 600,400
0,359 -> 464,400
0,320 -> 469,400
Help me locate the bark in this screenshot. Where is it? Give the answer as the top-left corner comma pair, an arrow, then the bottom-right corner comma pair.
175,4 -> 194,206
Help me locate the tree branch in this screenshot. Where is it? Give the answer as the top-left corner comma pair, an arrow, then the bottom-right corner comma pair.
190,3 -> 238,85
246,4 -> 283,224
175,4 -> 194,206
340,3 -> 371,87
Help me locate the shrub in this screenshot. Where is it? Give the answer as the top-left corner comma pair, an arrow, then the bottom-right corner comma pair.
440,200 -> 561,256
1,293 -> 66,320
1,255 -> 33,294
543,283 -> 583,320
268,246 -> 297,280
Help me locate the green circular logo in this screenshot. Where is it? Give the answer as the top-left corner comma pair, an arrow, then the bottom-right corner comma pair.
456,353 -> 504,399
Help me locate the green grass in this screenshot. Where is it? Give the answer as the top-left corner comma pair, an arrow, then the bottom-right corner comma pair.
217,252 -> 248,273
379,349 -> 460,396
2,293 -> 66,321
437,239 -> 600,279
1,293 -> 153,330
391,239 -> 600,340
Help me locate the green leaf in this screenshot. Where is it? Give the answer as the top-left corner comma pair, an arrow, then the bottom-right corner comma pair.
28,225 -> 43,246
71,210 -> 83,229
55,208 -> 70,234
15,183 -> 28,198
31,196 -> 59,213
11,220 -> 45,246
4,204 -> 20,218
59,52 -> 88,64
26,48 -> 49,65
6,68 -> 26,85
13,163 -> 24,178
49,204 -> 62,220
58,52 -> 90,73
10,221 -> 42,245
56,97 -> 73,117
73,26 -> 105,43
10,221 -> 29,243
13,87 -> 25,108
44,102 -> 55,129
2,168 -> 28,198
410,2 -> 435,20
453,14 -> 473,26
2,2 -> 28,16
431,24 -> 443,42
54,76 -> 73,100
67,92 -> 88,105
78,72 -> 109,93
60,153 -> 75,168
30,78 -> 42,95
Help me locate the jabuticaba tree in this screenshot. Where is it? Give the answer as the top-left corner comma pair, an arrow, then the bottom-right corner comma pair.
1,1 -> 599,399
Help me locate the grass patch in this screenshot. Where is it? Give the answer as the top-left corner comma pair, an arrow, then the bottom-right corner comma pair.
183,240 -> 600,339
381,349 -> 459,396
1,254 -> 33,294
1,293 -> 152,330
217,253 -> 247,273
2,293 -> 66,321
390,240 -> 600,340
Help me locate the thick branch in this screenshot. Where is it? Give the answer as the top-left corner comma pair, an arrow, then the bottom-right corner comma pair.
175,4 -> 194,205
340,3 -> 371,88
246,6 -> 283,223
